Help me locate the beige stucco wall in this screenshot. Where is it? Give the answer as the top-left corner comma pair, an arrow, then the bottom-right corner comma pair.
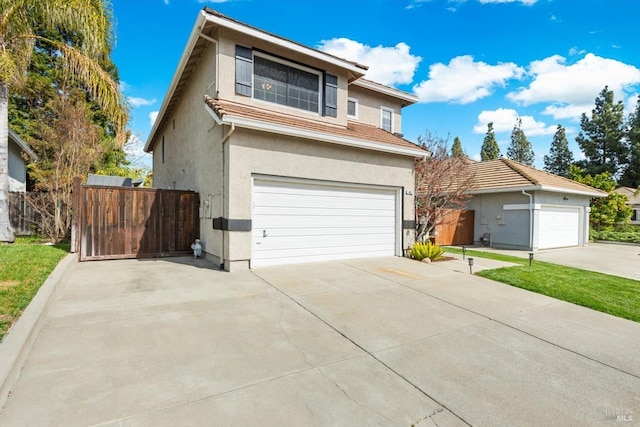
226,128 -> 416,269
347,85 -> 403,134
151,39 -> 227,264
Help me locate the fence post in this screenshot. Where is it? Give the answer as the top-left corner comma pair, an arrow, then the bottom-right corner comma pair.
70,176 -> 83,254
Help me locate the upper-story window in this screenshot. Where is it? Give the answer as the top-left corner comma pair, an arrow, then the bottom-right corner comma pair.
254,55 -> 320,113
235,45 -> 337,117
347,98 -> 358,119
380,106 -> 393,132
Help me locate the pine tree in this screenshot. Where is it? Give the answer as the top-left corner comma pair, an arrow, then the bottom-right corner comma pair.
620,97 -> 640,188
451,137 -> 466,157
544,125 -> 573,177
480,122 -> 500,161
575,86 -> 626,176
506,118 -> 535,165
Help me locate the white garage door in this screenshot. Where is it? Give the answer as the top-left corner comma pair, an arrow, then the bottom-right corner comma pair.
538,207 -> 580,249
252,178 -> 398,267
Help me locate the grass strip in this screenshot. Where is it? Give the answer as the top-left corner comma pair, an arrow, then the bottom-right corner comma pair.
445,247 -> 640,322
0,237 -> 69,341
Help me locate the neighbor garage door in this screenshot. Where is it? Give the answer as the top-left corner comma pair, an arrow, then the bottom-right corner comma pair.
252,178 -> 398,267
538,206 -> 580,249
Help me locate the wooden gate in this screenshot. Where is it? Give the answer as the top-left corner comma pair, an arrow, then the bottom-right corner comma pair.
435,210 -> 474,246
72,178 -> 200,261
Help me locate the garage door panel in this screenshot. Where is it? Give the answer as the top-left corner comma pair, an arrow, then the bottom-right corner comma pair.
254,233 -> 395,249
253,206 -> 395,217
253,227 -> 395,239
253,244 -> 395,263
252,179 -> 398,267
539,207 -> 580,249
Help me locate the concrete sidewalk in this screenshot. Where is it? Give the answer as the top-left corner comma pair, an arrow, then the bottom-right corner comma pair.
1,256 -> 638,426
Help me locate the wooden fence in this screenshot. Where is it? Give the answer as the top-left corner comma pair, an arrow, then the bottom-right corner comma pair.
435,210 -> 475,246
72,178 -> 200,261
8,192 -> 40,236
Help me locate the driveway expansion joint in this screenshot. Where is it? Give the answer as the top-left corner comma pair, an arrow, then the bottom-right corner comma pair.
251,269 -> 472,426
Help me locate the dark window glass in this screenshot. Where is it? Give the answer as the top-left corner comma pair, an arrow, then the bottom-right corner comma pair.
253,56 -> 319,113
347,99 -> 356,117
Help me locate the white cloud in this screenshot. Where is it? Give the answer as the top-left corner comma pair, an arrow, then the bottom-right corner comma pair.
626,93 -> 639,115
473,108 -> 555,136
413,55 -> 524,104
124,134 -> 145,160
472,153 -> 481,162
507,53 -> 640,120
149,111 -> 159,127
318,38 -> 421,86
568,46 -> 586,56
128,97 -> 157,108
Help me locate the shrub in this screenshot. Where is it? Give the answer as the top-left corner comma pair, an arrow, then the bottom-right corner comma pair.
409,241 -> 444,261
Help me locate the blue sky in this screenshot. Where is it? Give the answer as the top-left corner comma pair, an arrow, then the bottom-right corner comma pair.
112,0 -> 640,169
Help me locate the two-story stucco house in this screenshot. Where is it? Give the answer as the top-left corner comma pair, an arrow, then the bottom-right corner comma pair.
144,8 -> 426,271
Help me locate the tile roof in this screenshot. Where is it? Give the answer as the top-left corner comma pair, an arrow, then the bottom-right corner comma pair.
614,187 -> 640,204
204,96 -> 427,154
467,158 -> 607,196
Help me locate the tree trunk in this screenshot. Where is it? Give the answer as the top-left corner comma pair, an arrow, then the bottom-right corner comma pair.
0,82 -> 15,242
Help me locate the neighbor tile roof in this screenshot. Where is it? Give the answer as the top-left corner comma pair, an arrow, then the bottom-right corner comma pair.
204,96 -> 427,153
467,158 -> 607,196
614,187 -> 640,204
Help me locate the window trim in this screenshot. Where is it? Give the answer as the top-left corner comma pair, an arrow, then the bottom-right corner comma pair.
347,97 -> 358,119
252,51 -> 323,115
380,106 -> 394,133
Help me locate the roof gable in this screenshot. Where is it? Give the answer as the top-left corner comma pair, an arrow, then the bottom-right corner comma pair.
9,129 -> 37,160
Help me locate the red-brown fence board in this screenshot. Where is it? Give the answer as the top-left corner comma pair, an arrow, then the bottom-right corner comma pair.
72,178 -> 199,261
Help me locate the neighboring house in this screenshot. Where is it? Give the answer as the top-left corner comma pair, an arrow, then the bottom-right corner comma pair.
463,158 -> 606,250
8,129 -> 36,192
613,187 -> 640,224
144,8 -> 426,270
86,174 -> 140,187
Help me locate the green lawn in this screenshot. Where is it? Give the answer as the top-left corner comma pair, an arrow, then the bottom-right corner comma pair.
446,247 -> 640,322
0,237 -> 69,341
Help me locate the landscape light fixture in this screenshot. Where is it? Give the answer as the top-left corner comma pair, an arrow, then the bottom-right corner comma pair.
462,246 -> 466,260
529,252 -> 534,267
468,257 -> 474,274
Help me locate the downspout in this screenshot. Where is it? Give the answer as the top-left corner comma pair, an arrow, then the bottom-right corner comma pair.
522,190 -> 533,251
219,122 -> 235,270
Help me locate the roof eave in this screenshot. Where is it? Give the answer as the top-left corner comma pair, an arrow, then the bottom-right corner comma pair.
9,129 -> 37,160
468,185 -> 606,197
204,9 -> 368,77
206,110 -> 426,158
351,79 -> 419,105
144,11 -> 207,153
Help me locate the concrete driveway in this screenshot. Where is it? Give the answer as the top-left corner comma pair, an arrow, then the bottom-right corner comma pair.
1,256 -> 638,426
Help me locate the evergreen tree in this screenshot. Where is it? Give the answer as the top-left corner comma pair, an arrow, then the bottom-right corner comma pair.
544,125 -> 574,177
451,137 -> 466,157
0,0 -> 128,242
620,97 -> 640,188
575,86 -> 626,177
506,118 -> 535,165
480,122 -> 500,161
